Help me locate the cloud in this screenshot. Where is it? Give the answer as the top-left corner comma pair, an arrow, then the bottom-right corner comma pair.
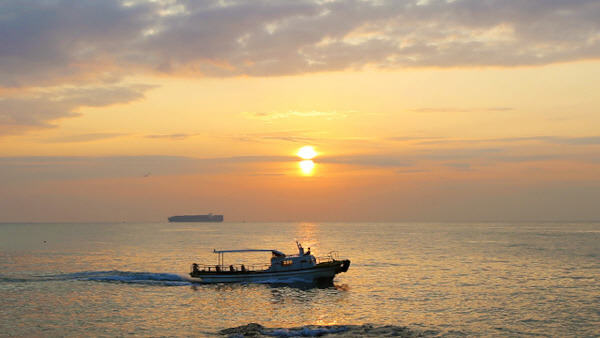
421,136 -> 600,164
321,154 -> 413,168
409,107 -> 514,114
143,133 -> 196,140
243,110 -> 352,121
45,132 -> 127,143
1,130 -> 599,187
0,0 -> 156,87
321,133 -> 600,169
548,136 -> 600,146
2,0 -> 600,87
0,84 -> 155,134
233,131 -> 318,144
2,0 -> 599,134
388,135 -> 600,147
0,154 -> 295,183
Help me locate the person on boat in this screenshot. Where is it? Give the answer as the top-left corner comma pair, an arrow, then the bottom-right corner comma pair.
297,242 -> 304,255
306,247 -> 311,255
215,265 -> 221,272
229,265 -> 235,272
192,263 -> 200,274
241,264 -> 246,272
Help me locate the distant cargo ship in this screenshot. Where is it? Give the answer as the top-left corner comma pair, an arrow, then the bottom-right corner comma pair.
168,213 -> 224,222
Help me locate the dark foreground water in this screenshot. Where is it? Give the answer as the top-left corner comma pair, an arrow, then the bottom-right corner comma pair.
1,222 -> 599,337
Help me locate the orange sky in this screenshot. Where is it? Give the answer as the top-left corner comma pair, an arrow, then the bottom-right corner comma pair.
1,1 -> 600,222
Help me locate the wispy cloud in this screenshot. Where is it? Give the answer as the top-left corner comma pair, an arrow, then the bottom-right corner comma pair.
45,132 -> 127,143
410,107 -> 514,114
243,110 -> 352,121
0,154 -> 294,183
548,136 -> 600,146
0,84 -> 155,135
321,154 -> 413,167
322,134 -> 600,169
388,135 -> 600,147
143,133 -> 195,141
233,131 -> 318,144
1,130 -> 599,186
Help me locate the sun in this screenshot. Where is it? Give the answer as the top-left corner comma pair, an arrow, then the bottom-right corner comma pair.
299,160 -> 315,175
297,146 -> 317,160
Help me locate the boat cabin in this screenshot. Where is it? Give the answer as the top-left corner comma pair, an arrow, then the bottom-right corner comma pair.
267,242 -> 316,272
204,242 -> 317,273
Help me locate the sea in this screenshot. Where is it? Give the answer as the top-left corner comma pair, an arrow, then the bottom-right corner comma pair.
1,222 -> 599,337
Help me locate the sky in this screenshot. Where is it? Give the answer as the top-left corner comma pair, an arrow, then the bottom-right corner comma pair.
1,0 -> 600,223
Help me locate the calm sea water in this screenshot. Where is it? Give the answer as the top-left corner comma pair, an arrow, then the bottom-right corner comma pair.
1,222 -> 599,337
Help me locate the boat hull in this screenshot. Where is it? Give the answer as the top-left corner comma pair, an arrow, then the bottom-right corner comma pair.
189,260 -> 350,284
168,214 -> 223,222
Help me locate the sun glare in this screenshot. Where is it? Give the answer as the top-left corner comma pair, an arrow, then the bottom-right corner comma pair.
297,146 -> 317,160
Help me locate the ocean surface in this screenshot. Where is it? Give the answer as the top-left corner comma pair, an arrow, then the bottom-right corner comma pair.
1,222 -> 599,337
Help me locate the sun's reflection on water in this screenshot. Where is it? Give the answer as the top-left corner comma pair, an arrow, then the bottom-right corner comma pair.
295,222 -> 320,254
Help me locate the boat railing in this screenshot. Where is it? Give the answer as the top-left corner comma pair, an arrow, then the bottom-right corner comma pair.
192,263 -> 270,273
328,251 -> 340,261
316,251 -> 344,264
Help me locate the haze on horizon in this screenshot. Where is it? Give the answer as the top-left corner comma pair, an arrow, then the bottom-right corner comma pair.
1,0 -> 600,223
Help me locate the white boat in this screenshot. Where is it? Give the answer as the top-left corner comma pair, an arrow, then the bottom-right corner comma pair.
189,242 -> 350,283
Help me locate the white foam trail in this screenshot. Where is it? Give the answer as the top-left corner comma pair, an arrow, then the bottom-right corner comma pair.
263,326 -> 349,337
42,271 -> 191,286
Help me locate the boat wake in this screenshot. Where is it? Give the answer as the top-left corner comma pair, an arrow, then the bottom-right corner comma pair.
220,323 -> 445,337
27,271 -> 338,288
252,276 -> 333,286
40,271 -> 191,286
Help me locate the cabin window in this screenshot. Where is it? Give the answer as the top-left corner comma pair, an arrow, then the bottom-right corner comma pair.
281,260 -> 293,266
301,260 -> 307,263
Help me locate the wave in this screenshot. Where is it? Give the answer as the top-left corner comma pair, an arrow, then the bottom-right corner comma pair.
220,323 -> 445,337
